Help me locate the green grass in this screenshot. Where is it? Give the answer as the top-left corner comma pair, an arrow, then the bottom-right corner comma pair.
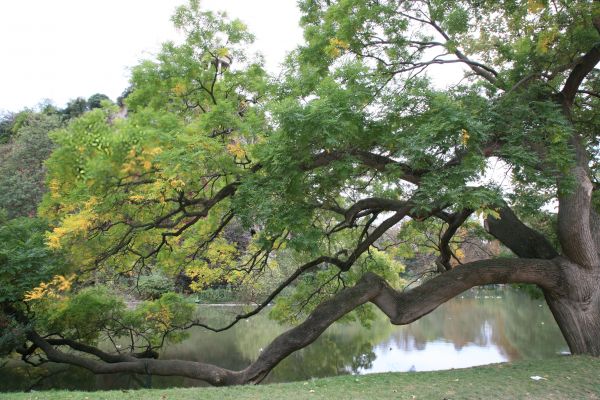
3,356 -> 600,400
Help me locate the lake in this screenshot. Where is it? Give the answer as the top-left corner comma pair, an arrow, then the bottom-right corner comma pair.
0,286 -> 569,391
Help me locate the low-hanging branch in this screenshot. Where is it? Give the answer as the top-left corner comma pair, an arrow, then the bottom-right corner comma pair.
24,256 -> 563,386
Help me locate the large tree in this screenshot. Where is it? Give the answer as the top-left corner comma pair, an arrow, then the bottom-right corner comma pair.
0,112 -> 61,218
2,0 -> 599,386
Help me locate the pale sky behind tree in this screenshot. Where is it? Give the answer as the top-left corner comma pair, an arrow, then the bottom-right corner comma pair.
0,0 -> 304,112
0,1 -> 510,194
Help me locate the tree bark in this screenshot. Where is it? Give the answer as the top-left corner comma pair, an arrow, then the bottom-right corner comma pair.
25,257 -> 568,385
543,258 -> 600,356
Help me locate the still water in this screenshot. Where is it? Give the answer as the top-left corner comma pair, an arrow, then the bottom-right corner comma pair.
0,287 -> 569,391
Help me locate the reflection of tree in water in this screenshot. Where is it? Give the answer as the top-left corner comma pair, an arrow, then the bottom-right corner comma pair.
391,297 -> 498,351
0,289 -> 568,391
386,288 -> 567,360
161,306 -> 389,383
267,337 -> 377,382
494,290 -> 567,359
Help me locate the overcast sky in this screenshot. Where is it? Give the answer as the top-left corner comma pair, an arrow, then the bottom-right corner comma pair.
0,0 -> 303,112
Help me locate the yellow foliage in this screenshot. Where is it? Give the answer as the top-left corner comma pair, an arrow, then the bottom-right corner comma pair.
173,82 -> 187,96
216,47 -> 230,58
120,161 -> 137,175
537,30 -> 557,54
461,129 -> 470,146
185,238 -> 239,291
84,197 -> 98,209
47,227 -> 67,249
226,142 -> 246,158
327,37 -> 350,58
146,306 -> 172,327
169,179 -> 186,189
527,0 -> 545,13
128,194 -> 146,202
122,148 -> 161,174
186,264 -> 223,291
142,147 -> 163,156
49,179 -> 61,199
24,275 -> 75,302
205,238 -> 238,265
46,208 -> 96,249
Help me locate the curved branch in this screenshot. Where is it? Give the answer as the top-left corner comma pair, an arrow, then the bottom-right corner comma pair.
44,338 -> 158,362
301,149 -> 422,185
27,257 -> 562,386
436,208 -> 473,271
560,16 -> 600,109
185,208 -> 410,332
372,257 -> 562,324
425,16 -> 498,85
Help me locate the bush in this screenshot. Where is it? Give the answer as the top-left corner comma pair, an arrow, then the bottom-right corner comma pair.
137,274 -> 174,300
194,286 -> 237,304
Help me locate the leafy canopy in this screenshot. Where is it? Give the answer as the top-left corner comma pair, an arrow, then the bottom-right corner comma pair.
7,0 -> 597,357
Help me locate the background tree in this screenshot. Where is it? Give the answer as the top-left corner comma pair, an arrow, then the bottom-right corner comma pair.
86,93 -> 111,110
2,0 -> 599,386
0,112 -> 61,218
60,93 -> 112,121
0,94 -> 114,219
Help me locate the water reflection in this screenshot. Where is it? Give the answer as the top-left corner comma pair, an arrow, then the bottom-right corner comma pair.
0,287 -> 569,391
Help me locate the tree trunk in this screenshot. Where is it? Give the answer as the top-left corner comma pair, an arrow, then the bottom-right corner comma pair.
550,127 -> 600,355
543,258 -> 600,356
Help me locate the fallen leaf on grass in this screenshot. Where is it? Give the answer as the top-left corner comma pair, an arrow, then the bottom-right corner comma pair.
530,376 -> 547,381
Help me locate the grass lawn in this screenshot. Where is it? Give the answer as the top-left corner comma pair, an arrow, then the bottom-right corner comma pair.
3,356 -> 599,400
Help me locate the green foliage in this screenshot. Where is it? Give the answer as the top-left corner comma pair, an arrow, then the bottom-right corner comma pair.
270,249 -> 404,326
0,216 -> 68,356
128,293 -> 195,345
32,287 -> 195,347
0,313 -> 26,356
137,273 -> 175,300
194,286 -> 237,304
16,0 -> 598,361
41,286 -> 125,344
61,98 -> 88,120
0,112 -> 17,143
513,283 -> 545,300
0,217 -> 67,303
86,93 -> 111,110
0,113 -> 61,218
57,94 -> 112,121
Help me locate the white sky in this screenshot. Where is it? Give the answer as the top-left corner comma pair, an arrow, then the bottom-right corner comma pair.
0,0 -> 304,112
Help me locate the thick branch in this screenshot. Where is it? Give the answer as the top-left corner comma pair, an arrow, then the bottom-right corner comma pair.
559,15 -> 600,109
301,149 -> 422,185
27,257 -> 561,386
485,205 -> 559,259
557,139 -> 600,268
372,258 -> 562,324
185,208 -> 410,332
44,338 -> 158,362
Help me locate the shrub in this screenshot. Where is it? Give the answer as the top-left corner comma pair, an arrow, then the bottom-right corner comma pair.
137,274 -> 174,300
